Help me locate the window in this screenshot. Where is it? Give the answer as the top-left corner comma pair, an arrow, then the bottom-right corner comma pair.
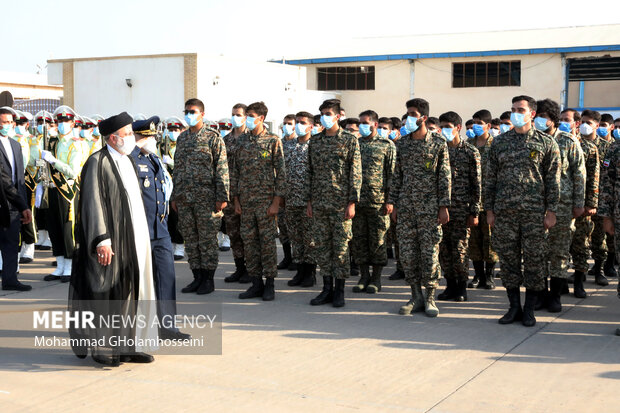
452,61 -> 521,88
317,66 -> 375,90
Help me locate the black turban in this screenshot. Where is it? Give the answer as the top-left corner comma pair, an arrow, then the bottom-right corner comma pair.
99,112 -> 133,136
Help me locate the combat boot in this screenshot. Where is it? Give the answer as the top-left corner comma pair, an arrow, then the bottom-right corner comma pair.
437,278 -> 457,300
238,266 -> 252,284
535,277 -> 549,311
399,284 -> 425,315
522,289 -> 538,327
277,242 -> 292,270
498,288 -> 523,324
424,287 -> 439,317
366,265 -> 383,294
483,262 -> 496,289
469,261 -> 484,288
301,263 -> 316,287
352,265 -> 371,293
389,269 -> 405,280
197,269 -> 215,295
239,276 -> 264,299
573,270 -> 587,298
604,254 -> 617,278
547,277 -> 564,313
225,258 -> 247,283
592,260 -> 609,286
181,269 -> 202,293
287,263 -> 306,286
333,279 -> 345,308
310,276 -> 333,305
455,280 -> 467,302
262,277 -> 275,301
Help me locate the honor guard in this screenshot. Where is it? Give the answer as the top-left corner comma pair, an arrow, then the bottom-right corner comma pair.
81,116 -> 102,157
32,110 -> 55,251
14,110 -> 37,263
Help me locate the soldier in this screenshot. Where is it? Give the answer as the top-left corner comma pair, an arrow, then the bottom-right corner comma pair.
304,99 -> 361,307
81,116 -> 102,157
387,116 -> 406,280
467,109 -> 498,289
284,111 -> 317,288
217,118 -> 233,252
32,111 -> 55,251
277,114 -> 297,272
437,111 -> 481,302
499,111 -> 513,134
14,110 -> 36,264
351,113 -> 395,294
90,114 -> 104,150
534,99 -> 586,312
231,101 -> 285,301
485,95 -> 561,327
222,105 -> 250,283
170,98 -> 229,295
343,118 -> 360,138
312,114 -> 323,136
598,113 -> 617,278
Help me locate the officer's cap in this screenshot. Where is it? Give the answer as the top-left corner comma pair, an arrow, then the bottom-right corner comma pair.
132,116 -> 160,137
53,105 -> 76,121
35,110 -> 54,122
165,116 -> 187,129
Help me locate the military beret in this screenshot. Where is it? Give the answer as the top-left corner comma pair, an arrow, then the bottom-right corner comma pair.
132,116 -> 160,137
99,112 -> 133,136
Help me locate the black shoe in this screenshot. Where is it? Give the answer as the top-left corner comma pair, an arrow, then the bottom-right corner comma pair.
159,328 -> 191,341
483,262 -> 496,289
469,261 -> 484,288
277,242 -> 292,270
43,274 -> 60,281
120,352 -> 154,363
573,270 -> 587,298
19,257 -> 33,264
333,279 -> 345,308
60,276 -> 71,283
92,354 -> 120,367
310,276 -> 333,305
174,255 -> 184,261
301,263 -> 316,287
197,269 -> 215,295
437,278 -> 457,301
352,265 -> 370,293
225,258 -> 248,283
534,278 -> 549,311
499,288 -> 523,324
181,269 -> 202,293
366,265 -> 382,294
547,277 -> 564,313
604,255 -> 617,278
592,260 -> 609,286
239,277 -> 264,299
455,280 -> 468,302
522,289 -> 537,327
262,277 -> 275,301
288,263 -> 306,286
389,269 -> 405,280
2,282 -> 32,291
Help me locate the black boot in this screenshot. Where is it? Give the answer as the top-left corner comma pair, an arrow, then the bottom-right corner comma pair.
522,289 -> 537,327
455,280 -> 468,302
262,277 -> 275,301
389,269 -> 405,280
238,264 -> 252,284
593,260 -> 609,286
469,261 -> 484,288
366,265 -> 382,294
352,265 -> 370,293
197,269 -> 215,295
535,277 -> 549,311
350,261 -> 360,276
287,263 -> 305,286
604,254 -> 617,278
573,270 -> 587,298
333,279 -> 345,308
301,263 -> 316,287
238,276 -> 264,299
437,278 -> 457,300
498,288 -> 523,324
310,276 -> 334,305
225,258 -> 247,283
483,262 -> 496,289
547,277 -> 564,313
181,269 -> 202,293
277,242 -> 293,270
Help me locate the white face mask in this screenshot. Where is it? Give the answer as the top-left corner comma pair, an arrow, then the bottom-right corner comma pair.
579,123 -> 594,136
143,137 -> 158,155
116,133 -> 136,155
48,128 -> 58,137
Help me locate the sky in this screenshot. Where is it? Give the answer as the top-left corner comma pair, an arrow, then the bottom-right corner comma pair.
3,0 -> 619,74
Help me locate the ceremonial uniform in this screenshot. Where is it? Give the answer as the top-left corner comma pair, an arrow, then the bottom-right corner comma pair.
32,111 -> 55,251
161,117 -> 185,260
14,111 -> 37,262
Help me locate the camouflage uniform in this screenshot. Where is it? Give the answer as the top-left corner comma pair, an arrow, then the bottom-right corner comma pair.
231,129 -> 286,278
171,125 -> 229,271
303,128 -> 361,279
591,137 -> 613,262
283,137 -> 315,264
351,133 -> 395,266
467,136 -> 498,263
570,139 -> 599,272
598,141 -> 620,268
440,140 -> 481,282
222,132 -> 245,259
485,128 -> 561,291
388,130 -> 451,288
547,130 -> 586,279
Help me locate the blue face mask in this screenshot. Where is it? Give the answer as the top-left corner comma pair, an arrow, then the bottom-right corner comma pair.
377,128 -> 389,138
472,124 -> 485,137
465,129 -> 476,139
613,129 -> 620,140
295,123 -> 309,136
246,116 -> 257,131
499,124 -> 511,134
597,127 -> 609,137
558,122 -> 572,133
399,126 -> 409,137
0,124 -> 12,136
37,124 -> 44,135
58,122 -> 72,136
534,117 -> 550,132
510,112 -> 527,128
185,113 -> 199,127
441,127 -> 455,142
389,130 -> 397,140
231,115 -> 244,128
320,115 -> 335,129
220,130 -> 230,137
311,126 -> 320,136
93,126 -> 100,136
359,124 -> 372,137
405,116 -> 419,133
282,124 -> 294,137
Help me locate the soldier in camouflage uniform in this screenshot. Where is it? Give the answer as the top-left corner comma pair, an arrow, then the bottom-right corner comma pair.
231,101 -> 286,301
284,111 -> 316,288
387,98 -> 451,318
436,111 -> 481,303
277,114 -> 297,271
534,99 -> 586,312
171,98 -> 229,295
351,113 -> 395,294
223,104 -> 251,284
485,95 -> 561,327
304,99 -> 361,308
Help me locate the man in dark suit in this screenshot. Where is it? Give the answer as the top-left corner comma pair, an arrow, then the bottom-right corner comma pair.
0,108 -> 34,291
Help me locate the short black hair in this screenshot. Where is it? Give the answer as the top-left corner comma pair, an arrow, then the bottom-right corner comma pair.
401,114 -> 408,121
581,109 -> 601,123
465,119 -> 474,127
344,118 -> 360,127
405,98 -> 430,117
314,114 -> 321,124
378,117 -> 393,129
512,95 -> 537,112
601,113 -> 614,124
562,108 -> 581,122
0,108 -> 14,117
390,117 -> 401,129
185,98 -> 205,112
472,109 -> 492,124
439,111 -> 462,127
295,111 -> 314,123
491,118 -> 501,126
283,114 -> 296,122
232,103 -> 247,114
500,111 -> 512,121
615,117 -> 620,124
536,98 -> 560,127
427,116 -> 439,126
319,99 -> 341,114
359,110 -> 379,122
247,101 -> 268,118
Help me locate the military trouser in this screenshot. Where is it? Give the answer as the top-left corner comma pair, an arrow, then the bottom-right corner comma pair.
47,187 -> 75,259
397,211 -> 442,289
352,205 -> 390,266
492,209 -> 546,291
546,215 -> 575,279
570,216 -> 594,272
167,207 -> 184,244
240,202 -> 278,278
20,184 -> 37,245
313,208 -> 352,280
387,221 -> 403,271
468,210 -> 498,263
224,206 -> 244,259
591,215 -> 609,262
285,206 -> 315,264
177,200 -> 221,271
439,215 -> 470,282
277,209 -> 290,245
35,206 -> 48,231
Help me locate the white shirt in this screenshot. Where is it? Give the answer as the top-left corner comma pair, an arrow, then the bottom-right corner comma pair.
0,136 -> 15,182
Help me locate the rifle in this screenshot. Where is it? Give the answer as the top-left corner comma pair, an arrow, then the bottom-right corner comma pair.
34,122 -> 52,209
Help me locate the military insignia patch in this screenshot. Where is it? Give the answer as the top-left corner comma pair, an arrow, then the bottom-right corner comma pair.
261,150 -> 270,159
530,150 -> 539,160
603,159 -> 610,168
425,160 -> 433,170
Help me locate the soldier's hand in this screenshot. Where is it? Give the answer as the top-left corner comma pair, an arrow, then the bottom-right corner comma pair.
215,201 -> 227,212
391,207 -> 398,223
170,201 -> 178,213
585,207 -> 597,216
306,202 -> 313,218
344,202 -> 356,220
383,203 -> 394,216
267,202 -> 279,217
96,245 -> 114,266
573,207 -> 585,218
544,211 -> 557,230
21,209 -> 32,225
603,217 -> 615,235
467,215 -> 479,227
234,198 -> 242,215
437,207 -> 449,225
487,210 -> 495,227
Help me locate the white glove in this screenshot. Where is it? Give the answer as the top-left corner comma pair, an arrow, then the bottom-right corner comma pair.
41,150 -> 57,164
162,155 -> 173,165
